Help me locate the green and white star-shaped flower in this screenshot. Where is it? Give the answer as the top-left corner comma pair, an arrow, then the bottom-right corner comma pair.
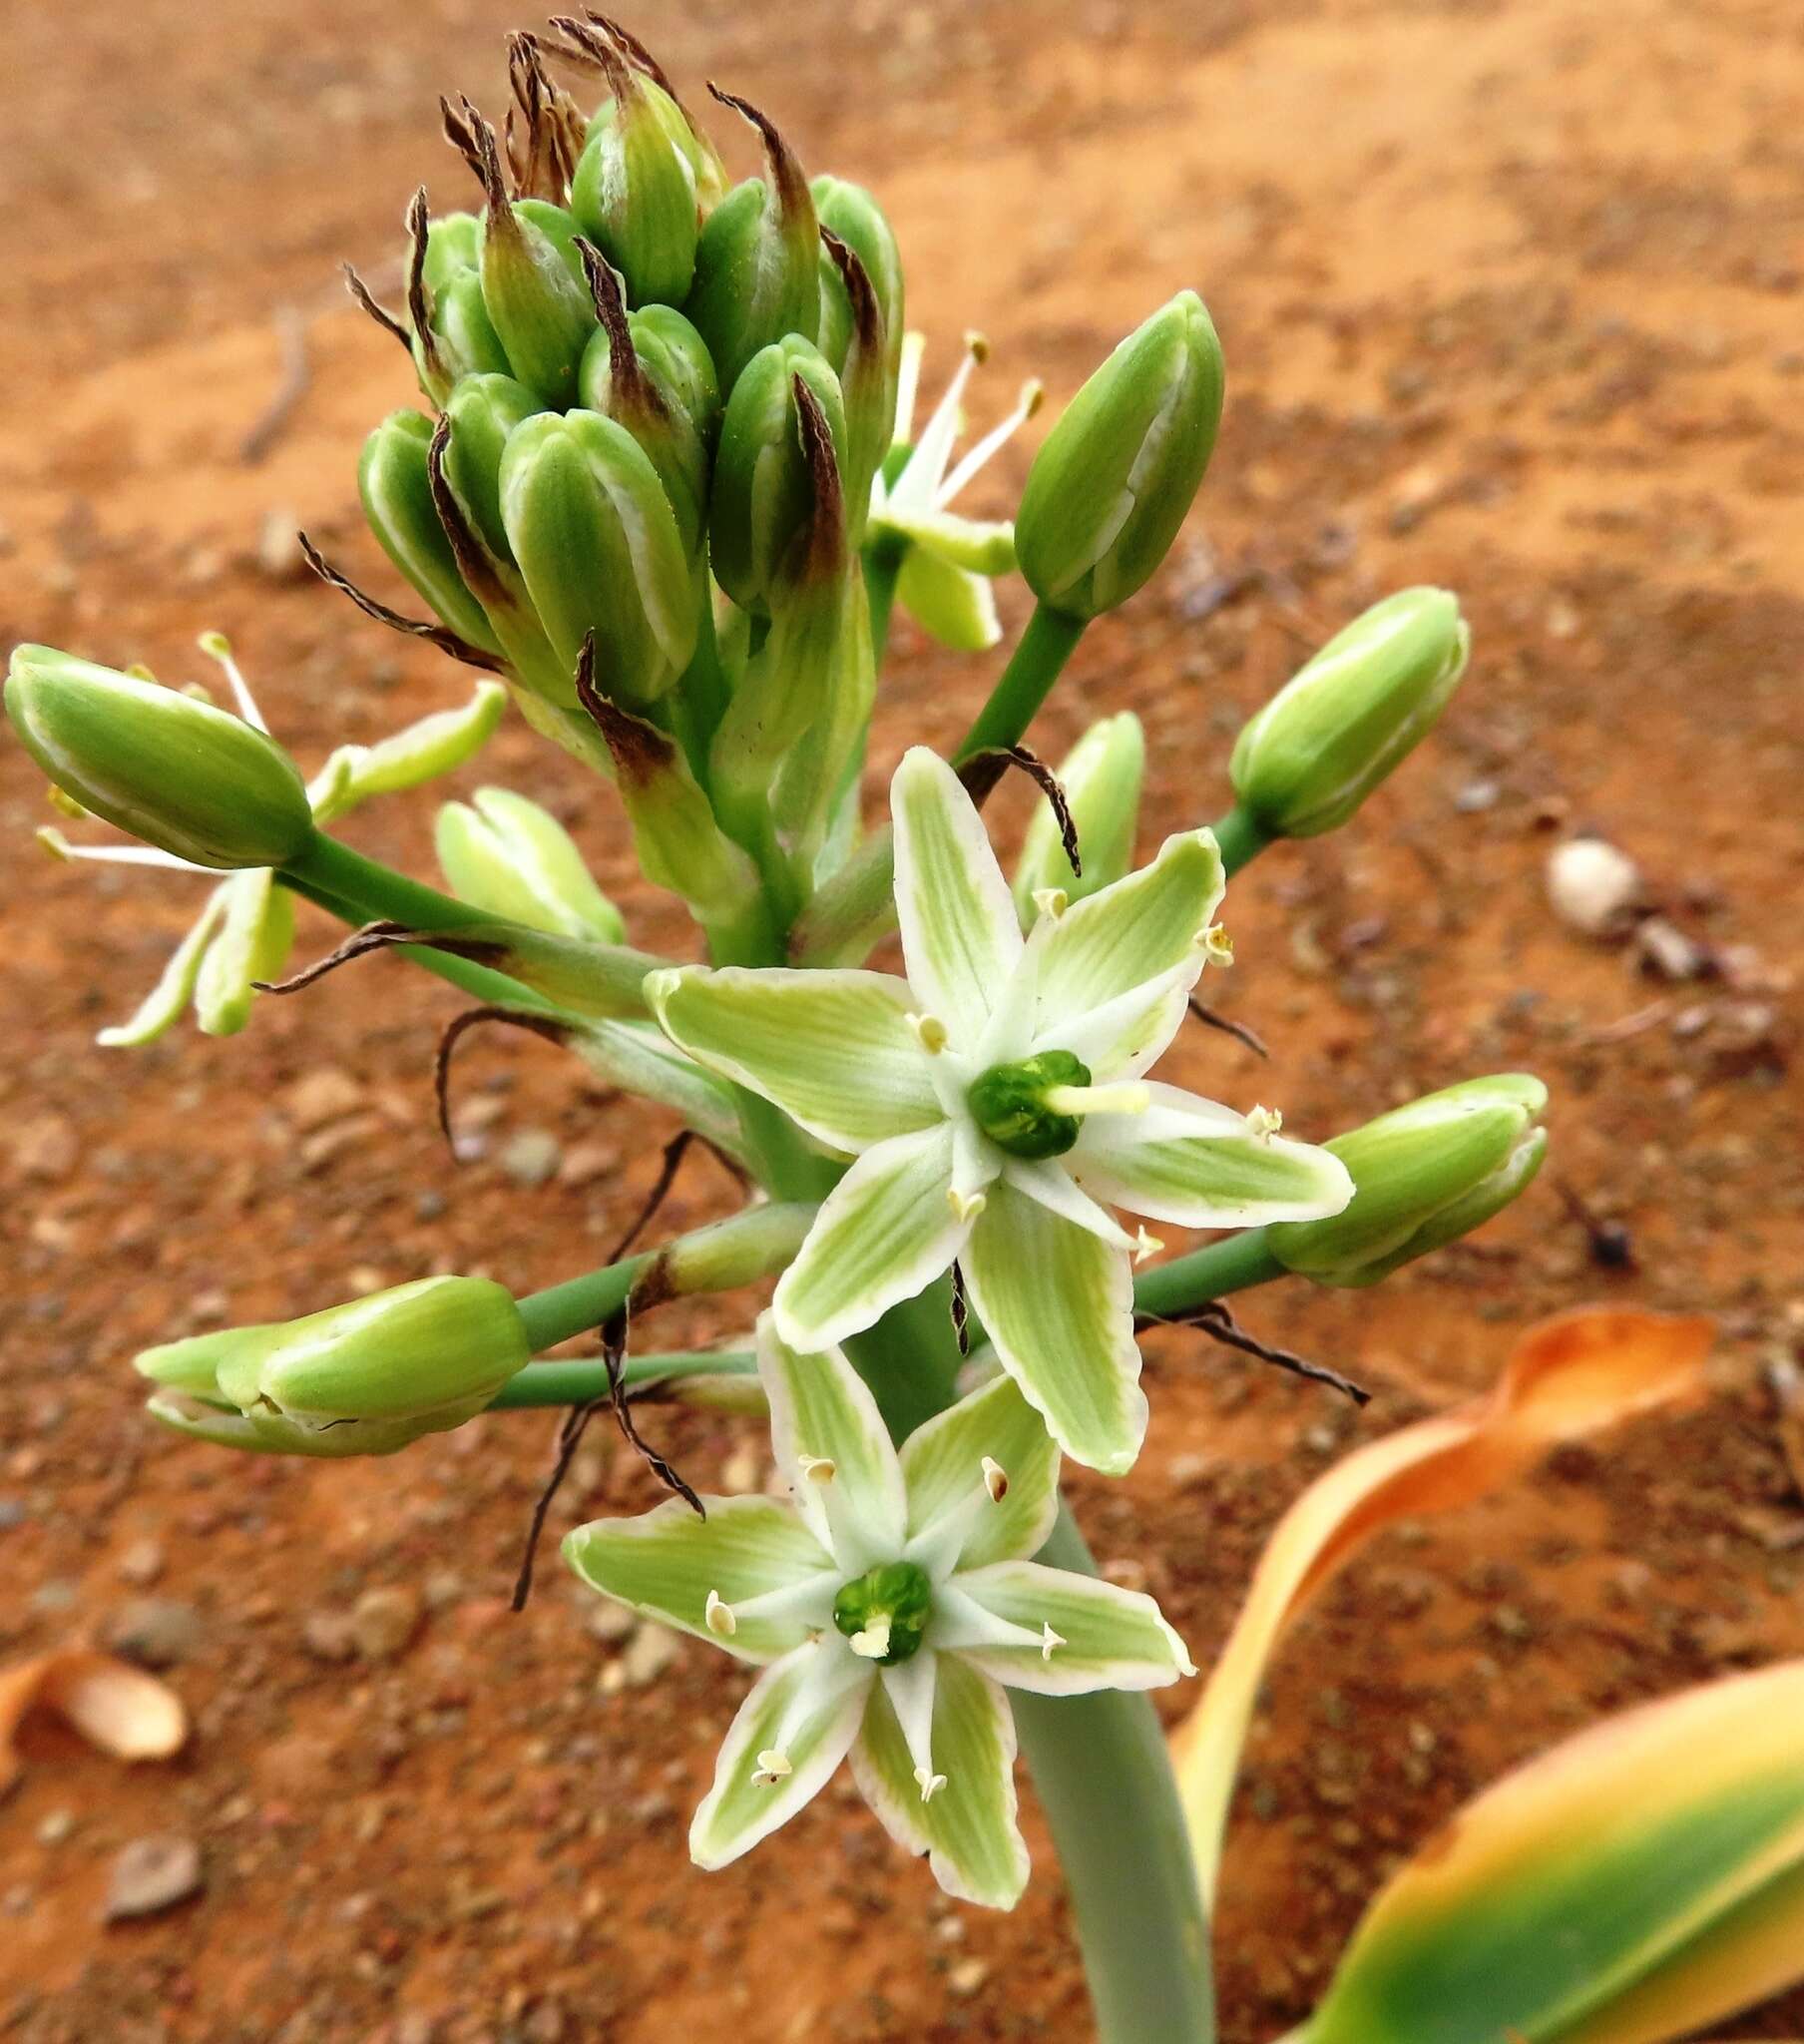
648,747 -> 1354,1474
565,1316 -> 1193,1907
867,333 -> 1042,653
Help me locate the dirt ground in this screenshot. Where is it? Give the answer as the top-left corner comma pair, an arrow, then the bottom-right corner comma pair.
3,0 -> 1803,2038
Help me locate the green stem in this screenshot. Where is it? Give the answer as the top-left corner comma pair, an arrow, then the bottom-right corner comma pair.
1209,803 -> 1274,877
1012,1509 -> 1215,2044
282,831 -> 507,936
492,1349 -> 754,1408
1132,1227 -> 1286,1322
841,1277 -> 963,1440
953,601 -> 1087,764
514,1253 -> 652,1352
864,537 -> 905,663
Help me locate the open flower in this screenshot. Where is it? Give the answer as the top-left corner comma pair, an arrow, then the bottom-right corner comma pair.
36,636 -> 504,1045
867,333 -> 1042,652
566,1316 -> 1192,1907
649,748 -> 1354,1473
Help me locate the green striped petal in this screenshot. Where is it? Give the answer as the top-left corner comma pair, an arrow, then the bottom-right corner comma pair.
851,1649 -> 1029,1909
891,747 -> 1023,1050
1032,829 -> 1224,1034
772,1123 -> 968,1352
689,1639 -> 873,1871
96,884 -> 231,1047
563,1494 -> 837,1665
900,1373 -> 1062,1575
758,1318 -> 907,1575
1072,1082 -> 1356,1228
896,547 -> 1003,653
960,1178 -> 1145,1476
933,1561 -> 1194,1696
194,867 -> 293,1036
649,964 -> 943,1155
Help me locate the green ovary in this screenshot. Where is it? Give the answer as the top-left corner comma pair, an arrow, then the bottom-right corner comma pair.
967,1049 -> 1092,1160
832,1560 -> 934,1665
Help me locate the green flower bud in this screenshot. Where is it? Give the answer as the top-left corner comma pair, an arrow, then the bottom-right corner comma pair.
6,647 -> 314,870
436,785 -> 625,943
1267,1075 -> 1549,1287
359,409 -> 505,655
403,196 -> 510,406
569,17 -> 728,211
812,174 -> 905,433
576,250 -> 715,553
682,89 -> 819,391
1012,712 -> 1145,917
438,374 -> 545,564
1016,290 -> 1225,619
137,1276 -> 531,1458
1228,588 -> 1472,839
570,32 -> 699,306
500,408 -> 697,709
818,231 -> 888,543
708,337 -> 850,617
832,1560 -> 933,1665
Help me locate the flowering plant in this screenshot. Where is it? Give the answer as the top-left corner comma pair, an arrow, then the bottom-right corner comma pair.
13,17 -> 1804,2041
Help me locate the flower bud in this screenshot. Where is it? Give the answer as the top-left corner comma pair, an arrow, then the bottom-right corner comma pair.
6,647 -> 314,870
437,374 -> 544,564
436,785 -> 625,943
1012,712 -> 1145,915
403,198 -> 509,406
359,409 -> 506,656
1228,588 -> 1471,838
566,16 -> 728,211
570,33 -> 699,305
1016,290 -> 1225,619
812,175 -> 905,434
499,408 -> 697,709
576,251 -> 715,553
682,89 -> 819,391
708,337 -> 849,617
1267,1076 -> 1548,1287
137,1276 -> 531,1458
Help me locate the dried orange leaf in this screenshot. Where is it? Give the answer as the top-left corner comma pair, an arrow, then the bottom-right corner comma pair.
1300,1660 -> 1804,2044
0,1648 -> 188,1790
1172,1306 -> 1713,1907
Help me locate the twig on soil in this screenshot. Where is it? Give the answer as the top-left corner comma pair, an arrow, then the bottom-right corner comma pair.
1186,995 -> 1270,1059
239,306 -> 312,466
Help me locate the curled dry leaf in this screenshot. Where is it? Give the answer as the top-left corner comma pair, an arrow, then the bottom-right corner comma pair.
1171,1305 -> 1715,1908
0,1649 -> 188,1791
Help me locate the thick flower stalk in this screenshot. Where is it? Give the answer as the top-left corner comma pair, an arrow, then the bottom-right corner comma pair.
650,747 -> 1354,1472
566,1316 -> 1191,1904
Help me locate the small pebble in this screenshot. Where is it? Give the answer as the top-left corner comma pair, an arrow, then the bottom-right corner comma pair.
115,1538 -> 166,1587
1546,836 -> 1642,938
104,1835 -> 205,1922
348,1586 -> 423,1663
105,1598 -> 203,1670
619,1622 -> 681,1688
499,1129 -> 563,1189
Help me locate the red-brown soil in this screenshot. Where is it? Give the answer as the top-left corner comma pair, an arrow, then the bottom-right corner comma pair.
3,2 -> 1802,2039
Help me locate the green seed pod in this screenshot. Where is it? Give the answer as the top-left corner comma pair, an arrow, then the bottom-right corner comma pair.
500,408 -> 697,709
1012,712 -> 1145,916
359,409 -> 505,655
682,89 -> 819,391
1267,1075 -> 1549,1287
812,175 -> 904,432
708,336 -> 850,617
1016,290 -> 1225,619
6,647 -> 314,870
436,785 -> 625,943
136,1276 -> 531,1458
570,30 -> 699,306
1228,588 -> 1472,839
575,248 -> 713,552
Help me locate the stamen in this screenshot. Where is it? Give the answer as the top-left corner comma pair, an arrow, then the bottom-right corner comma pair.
1041,1623 -> 1067,1663
704,1590 -> 736,1638
908,1012 -> 949,1055
1245,1105 -> 1283,1140
938,375 -> 1045,506
1132,1227 -> 1164,1267
1031,885 -> 1069,923
35,828 -> 207,872
1198,922 -> 1234,966
914,1766 -> 947,1802
797,1453 -> 837,1484
904,333 -> 987,500
947,1187 -> 987,1224
981,1456 -> 1009,1503
848,1613 -> 893,1660
753,1749 -> 793,1786
196,631 -> 268,733
1041,1082 -> 1151,1119
892,330 -> 926,449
